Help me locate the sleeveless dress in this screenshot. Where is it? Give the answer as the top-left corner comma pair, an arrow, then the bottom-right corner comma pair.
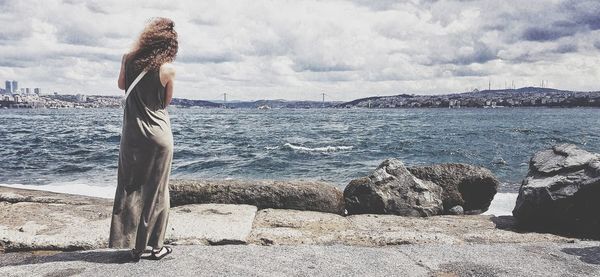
109,57 -> 173,251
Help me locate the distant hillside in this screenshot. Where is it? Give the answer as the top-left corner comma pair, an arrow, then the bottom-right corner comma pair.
342,94 -> 414,107
170,98 -> 341,109
338,87 -> 600,108
465,87 -> 572,97
225,100 -> 340,109
170,98 -> 221,107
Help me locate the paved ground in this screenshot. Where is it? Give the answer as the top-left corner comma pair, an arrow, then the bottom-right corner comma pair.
1,242 -> 599,277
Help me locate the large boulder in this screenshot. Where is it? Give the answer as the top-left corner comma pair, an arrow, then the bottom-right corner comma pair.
169,179 -> 345,215
344,159 -> 443,216
408,164 -> 499,214
513,144 -> 600,238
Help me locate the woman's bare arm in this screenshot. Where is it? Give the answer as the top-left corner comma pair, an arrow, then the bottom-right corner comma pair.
159,63 -> 176,107
117,54 -> 127,91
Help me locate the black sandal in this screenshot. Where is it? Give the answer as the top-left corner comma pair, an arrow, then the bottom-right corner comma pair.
148,246 -> 173,260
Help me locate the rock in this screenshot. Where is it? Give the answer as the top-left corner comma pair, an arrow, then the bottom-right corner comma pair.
513,144 -> 600,238
529,144 -> 598,175
169,179 -> 345,215
448,206 -> 464,215
408,163 -> 499,214
344,159 -> 443,216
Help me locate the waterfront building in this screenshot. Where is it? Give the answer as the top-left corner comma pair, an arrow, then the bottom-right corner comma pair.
25,88 -> 31,95
76,94 -> 87,102
5,80 -> 11,93
11,80 -> 18,92
34,88 -> 41,95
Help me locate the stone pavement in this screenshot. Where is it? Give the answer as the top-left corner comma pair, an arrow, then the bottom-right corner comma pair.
0,243 -> 599,276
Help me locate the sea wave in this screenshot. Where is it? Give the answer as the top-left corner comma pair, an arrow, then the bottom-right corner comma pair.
483,193 -> 517,216
282,143 -> 354,153
0,182 -> 116,199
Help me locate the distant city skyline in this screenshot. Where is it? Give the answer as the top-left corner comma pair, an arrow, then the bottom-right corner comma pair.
1,0 -> 600,101
2,79 -> 41,95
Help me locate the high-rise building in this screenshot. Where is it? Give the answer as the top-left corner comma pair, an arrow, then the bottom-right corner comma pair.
34,88 -> 41,95
11,80 -> 18,92
25,88 -> 31,94
5,81 -> 11,93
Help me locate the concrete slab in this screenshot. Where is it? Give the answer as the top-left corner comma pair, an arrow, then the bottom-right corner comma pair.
0,200 -> 257,252
249,208 -> 573,246
167,204 -> 258,245
0,201 -> 112,252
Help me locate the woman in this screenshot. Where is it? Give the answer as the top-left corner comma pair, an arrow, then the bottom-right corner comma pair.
109,17 -> 178,261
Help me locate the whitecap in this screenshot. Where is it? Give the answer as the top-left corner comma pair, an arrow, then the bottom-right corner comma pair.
282,143 -> 353,153
103,124 -> 121,134
483,193 -> 518,216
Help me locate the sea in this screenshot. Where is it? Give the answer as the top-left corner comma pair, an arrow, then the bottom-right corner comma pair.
2,107 -> 599,216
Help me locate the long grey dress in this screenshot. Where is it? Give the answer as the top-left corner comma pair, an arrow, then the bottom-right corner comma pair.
109,58 -> 173,251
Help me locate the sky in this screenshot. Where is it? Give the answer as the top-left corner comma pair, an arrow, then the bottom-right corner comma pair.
1,0 -> 600,101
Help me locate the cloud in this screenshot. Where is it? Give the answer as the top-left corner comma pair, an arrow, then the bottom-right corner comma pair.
522,26 -> 573,42
0,0 -> 598,100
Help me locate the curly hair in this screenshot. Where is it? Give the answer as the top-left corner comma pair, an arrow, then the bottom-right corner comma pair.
130,17 -> 178,71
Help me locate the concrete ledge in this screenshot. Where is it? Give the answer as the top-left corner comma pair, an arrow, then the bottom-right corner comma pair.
249,208 -> 572,246
0,186 -> 112,206
170,179 -> 345,214
0,186 -> 259,252
167,204 -> 258,246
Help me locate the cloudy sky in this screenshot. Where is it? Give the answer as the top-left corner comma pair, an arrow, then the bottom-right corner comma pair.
1,0 -> 599,101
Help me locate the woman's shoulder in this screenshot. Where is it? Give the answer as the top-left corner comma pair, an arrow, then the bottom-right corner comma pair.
122,52 -> 134,67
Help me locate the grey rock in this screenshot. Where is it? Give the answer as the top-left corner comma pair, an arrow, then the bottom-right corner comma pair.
530,144 -> 599,175
344,159 -> 443,216
170,179 -> 345,215
408,163 -> 499,214
513,144 -> 600,238
448,205 -> 464,215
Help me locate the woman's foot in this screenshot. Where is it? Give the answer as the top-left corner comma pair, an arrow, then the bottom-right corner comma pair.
148,246 -> 173,260
130,247 -> 154,262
